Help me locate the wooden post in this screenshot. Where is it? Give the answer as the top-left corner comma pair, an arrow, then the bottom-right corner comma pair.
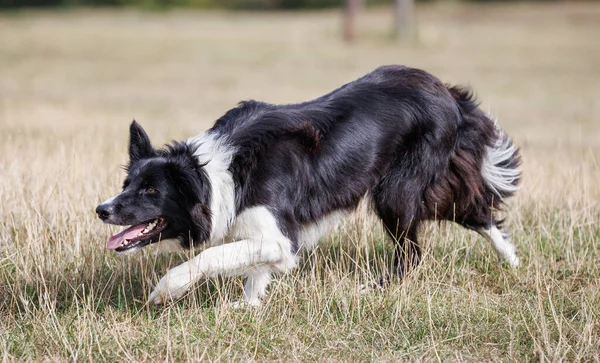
395,0 -> 415,40
343,0 -> 359,42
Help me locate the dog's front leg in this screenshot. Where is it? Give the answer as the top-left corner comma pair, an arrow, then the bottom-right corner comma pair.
147,238 -> 296,305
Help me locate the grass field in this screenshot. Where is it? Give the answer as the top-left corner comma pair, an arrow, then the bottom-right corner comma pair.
1,3 -> 600,361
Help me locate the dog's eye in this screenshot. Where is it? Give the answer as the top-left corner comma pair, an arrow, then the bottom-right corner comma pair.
146,187 -> 157,194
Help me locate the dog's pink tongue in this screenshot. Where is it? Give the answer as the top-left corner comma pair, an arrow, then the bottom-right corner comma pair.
107,224 -> 146,250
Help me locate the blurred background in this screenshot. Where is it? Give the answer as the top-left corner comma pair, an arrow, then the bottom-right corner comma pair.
2,0 -> 598,139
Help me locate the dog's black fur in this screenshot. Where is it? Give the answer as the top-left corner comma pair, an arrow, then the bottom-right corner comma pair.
97,65 -> 520,275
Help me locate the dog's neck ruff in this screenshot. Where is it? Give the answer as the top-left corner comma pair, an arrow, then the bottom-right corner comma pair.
187,131 -> 237,244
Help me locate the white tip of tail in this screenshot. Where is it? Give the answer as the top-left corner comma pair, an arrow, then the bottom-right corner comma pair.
481,118 -> 521,198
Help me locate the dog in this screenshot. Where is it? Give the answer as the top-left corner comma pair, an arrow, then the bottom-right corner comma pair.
96,65 -> 521,306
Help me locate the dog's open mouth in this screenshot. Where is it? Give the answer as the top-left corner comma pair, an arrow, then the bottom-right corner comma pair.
107,218 -> 168,252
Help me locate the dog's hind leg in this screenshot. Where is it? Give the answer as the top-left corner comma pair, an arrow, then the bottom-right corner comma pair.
372,181 -> 422,280
460,216 -> 520,267
456,205 -> 520,267
477,224 -> 520,267
390,224 -> 421,279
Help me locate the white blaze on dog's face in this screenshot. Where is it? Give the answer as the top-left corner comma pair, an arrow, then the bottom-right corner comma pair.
95,121 -> 213,254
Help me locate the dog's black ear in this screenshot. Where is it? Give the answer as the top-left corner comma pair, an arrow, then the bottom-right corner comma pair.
190,203 -> 212,243
129,120 -> 154,162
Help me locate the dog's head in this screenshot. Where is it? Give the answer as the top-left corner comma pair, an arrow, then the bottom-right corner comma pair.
96,121 -> 212,253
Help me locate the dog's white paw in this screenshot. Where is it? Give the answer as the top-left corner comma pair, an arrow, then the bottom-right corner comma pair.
358,280 -> 386,295
229,300 -> 250,310
506,254 -> 520,268
229,298 -> 262,310
147,270 -> 191,305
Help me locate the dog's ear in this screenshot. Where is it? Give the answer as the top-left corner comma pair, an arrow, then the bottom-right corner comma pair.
129,120 -> 154,162
190,203 -> 212,243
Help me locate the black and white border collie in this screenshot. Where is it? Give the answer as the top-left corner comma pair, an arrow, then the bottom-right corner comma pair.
96,65 -> 521,306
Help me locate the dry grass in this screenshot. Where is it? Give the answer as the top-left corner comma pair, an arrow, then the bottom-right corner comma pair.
1,3 -> 600,361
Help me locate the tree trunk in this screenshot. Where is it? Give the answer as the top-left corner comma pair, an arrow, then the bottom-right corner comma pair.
395,0 -> 415,40
343,0 -> 359,42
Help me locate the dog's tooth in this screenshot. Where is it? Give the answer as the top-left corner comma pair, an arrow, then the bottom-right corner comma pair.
140,220 -> 158,235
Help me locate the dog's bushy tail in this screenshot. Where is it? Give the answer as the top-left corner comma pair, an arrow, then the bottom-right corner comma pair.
448,85 -> 521,209
480,116 -> 521,199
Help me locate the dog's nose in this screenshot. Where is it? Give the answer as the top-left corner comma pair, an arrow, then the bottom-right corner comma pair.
96,204 -> 114,221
